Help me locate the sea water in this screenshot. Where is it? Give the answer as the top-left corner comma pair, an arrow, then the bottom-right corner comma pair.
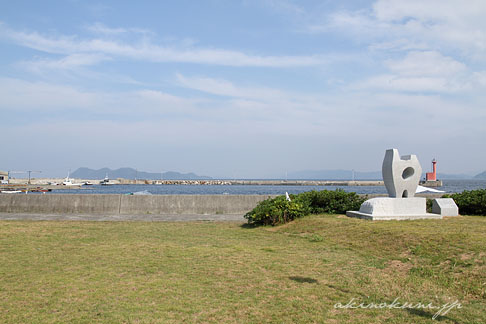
47,179 -> 486,195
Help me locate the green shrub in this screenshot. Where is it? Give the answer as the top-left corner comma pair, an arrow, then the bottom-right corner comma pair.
298,189 -> 365,214
426,198 -> 433,213
444,189 -> 486,216
244,195 -> 309,226
244,190 -> 366,226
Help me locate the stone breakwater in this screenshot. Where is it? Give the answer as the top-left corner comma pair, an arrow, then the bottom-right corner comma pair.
7,178 -> 384,186
148,180 -> 384,186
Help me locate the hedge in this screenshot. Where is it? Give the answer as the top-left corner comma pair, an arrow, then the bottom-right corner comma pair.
244,189 -> 365,226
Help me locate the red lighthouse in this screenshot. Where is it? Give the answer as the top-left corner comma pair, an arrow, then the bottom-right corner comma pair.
426,159 -> 437,181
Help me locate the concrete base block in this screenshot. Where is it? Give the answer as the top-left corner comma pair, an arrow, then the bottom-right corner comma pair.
346,197 -> 443,221
346,210 -> 442,220
432,198 -> 459,216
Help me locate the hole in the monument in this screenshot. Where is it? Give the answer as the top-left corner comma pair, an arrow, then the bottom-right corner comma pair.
402,167 -> 414,179
402,190 -> 408,197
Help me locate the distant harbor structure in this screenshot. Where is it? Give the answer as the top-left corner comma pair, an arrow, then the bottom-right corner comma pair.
420,158 -> 443,187
426,159 -> 438,181
0,171 -> 8,184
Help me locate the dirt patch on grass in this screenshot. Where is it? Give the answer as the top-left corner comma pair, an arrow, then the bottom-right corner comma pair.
264,221 -> 296,232
384,260 -> 413,275
460,253 -> 474,261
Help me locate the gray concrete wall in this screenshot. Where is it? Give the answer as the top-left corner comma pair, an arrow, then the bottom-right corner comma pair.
0,194 -> 273,215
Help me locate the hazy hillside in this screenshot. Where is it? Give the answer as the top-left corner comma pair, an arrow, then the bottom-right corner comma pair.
437,173 -> 473,180
287,170 -> 382,180
474,171 -> 486,179
71,167 -> 212,180
286,169 -> 473,180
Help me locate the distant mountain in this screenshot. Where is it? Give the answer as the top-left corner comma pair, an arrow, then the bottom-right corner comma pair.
286,169 -> 473,180
287,170 -> 382,180
71,167 -> 212,180
474,171 -> 486,179
437,173 -> 473,180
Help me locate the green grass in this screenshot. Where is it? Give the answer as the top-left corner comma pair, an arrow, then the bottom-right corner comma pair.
0,216 -> 485,323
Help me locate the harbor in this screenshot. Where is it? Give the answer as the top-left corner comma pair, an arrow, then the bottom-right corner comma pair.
1,179 -> 484,197
1,178 -> 385,194
4,178 -> 384,187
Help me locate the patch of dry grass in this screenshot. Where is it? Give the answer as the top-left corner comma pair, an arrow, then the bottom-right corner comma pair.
0,216 -> 484,323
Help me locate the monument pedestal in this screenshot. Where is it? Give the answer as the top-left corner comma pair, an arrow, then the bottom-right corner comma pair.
346,197 -> 442,220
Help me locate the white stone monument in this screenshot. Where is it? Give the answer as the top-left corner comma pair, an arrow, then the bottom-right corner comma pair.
432,198 -> 459,216
346,148 -> 442,220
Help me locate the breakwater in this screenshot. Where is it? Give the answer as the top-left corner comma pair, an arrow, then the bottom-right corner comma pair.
0,194 -> 273,215
7,179 -> 384,186
216,180 -> 384,186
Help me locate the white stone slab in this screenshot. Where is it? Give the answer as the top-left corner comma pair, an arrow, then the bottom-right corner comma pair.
432,198 -> 459,216
346,210 -> 442,220
346,197 -> 442,220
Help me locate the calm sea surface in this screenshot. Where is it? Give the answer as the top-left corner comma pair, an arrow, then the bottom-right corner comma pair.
47,179 -> 486,195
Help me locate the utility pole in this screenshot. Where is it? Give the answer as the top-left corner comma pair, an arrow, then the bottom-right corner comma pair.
27,171 -> 42,184
8,170 -> 41,184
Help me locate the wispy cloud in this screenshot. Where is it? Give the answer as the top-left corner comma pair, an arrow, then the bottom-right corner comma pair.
0,22 -> 330,68
19,53 -> 111,73
384,51 -> 466,77
258,0 -> 306,17
176,73 -> 288,101
2,72 -> 485,175
84,22 -> 153,36
0,77 -> 100,111
349,51 -> 484,93
316,0 -> 486,59
0,77 -> 199,116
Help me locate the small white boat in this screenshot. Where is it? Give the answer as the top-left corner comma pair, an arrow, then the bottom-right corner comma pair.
63,179 -> 83,186
62,171 -> 83,186
100,174 -> 114,185
1,190 -> 22,194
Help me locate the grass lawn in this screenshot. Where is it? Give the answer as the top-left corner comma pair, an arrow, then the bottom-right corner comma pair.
0,215 -> 484,323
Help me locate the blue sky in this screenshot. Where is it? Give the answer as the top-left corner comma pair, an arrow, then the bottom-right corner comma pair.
1,0 -> 485,178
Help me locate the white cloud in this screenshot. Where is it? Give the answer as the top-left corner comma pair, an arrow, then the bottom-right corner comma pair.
258,0 -> 305,16
2,73 -> 485,175
85,23 -> 128,35
20,53 -> 111,73
85,22 -> 152,36
372,0 -> 483,24
351,51 -> 483,93
0,77 -> 200,116
352,74 -> 456,93
0,77 -> 100,110
473,71 -> 486,87
384,51 -> 466,77
313,0 -> 486,59
0,22 -> 330,68
175,74 -> 287,101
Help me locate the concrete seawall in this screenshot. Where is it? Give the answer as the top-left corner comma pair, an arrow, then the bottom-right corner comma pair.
0,193 -> 445,216
0,194 -> 273,215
